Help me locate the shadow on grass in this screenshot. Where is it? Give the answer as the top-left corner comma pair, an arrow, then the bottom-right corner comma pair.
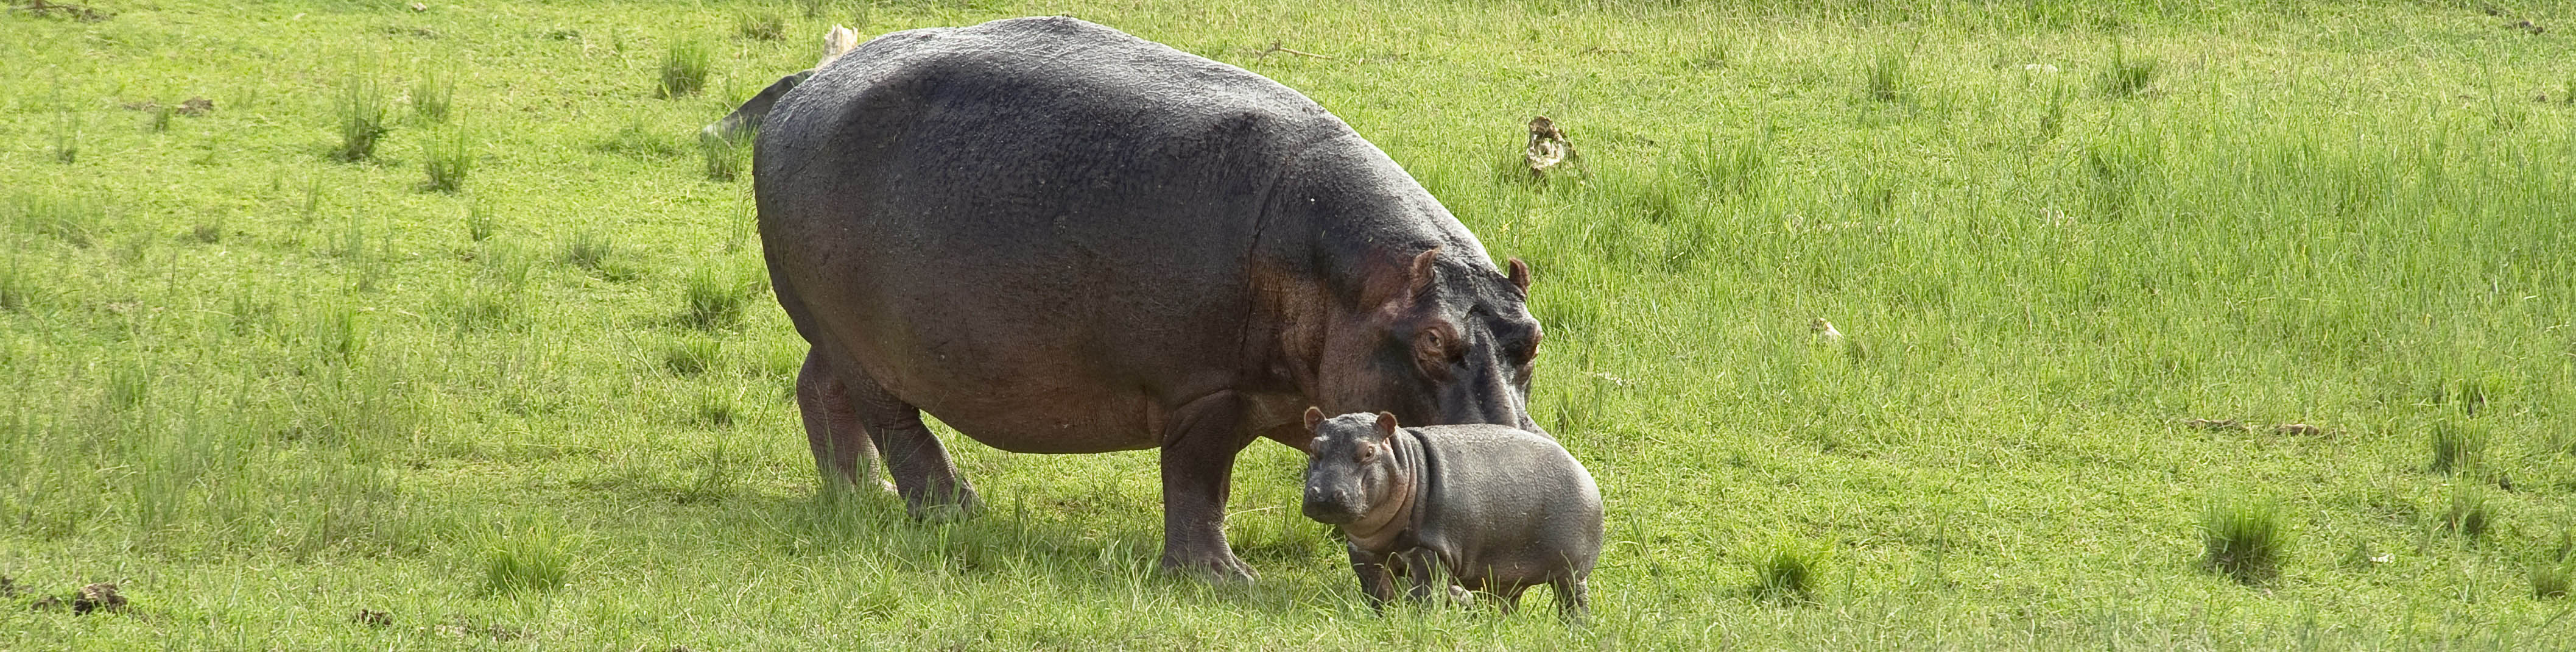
637,483 -> 1344,615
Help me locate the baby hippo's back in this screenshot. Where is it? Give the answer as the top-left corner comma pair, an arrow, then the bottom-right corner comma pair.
1412,424 -> 1603,590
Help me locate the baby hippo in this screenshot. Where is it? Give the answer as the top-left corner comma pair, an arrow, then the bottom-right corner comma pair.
1299,408 -> 1603,619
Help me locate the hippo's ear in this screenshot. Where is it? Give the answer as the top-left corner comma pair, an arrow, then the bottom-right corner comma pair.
1373,411 -> 1399,436
1406,247 -> 1440,297
1507,258 -> 1532,294
1303,406 -> 1325,431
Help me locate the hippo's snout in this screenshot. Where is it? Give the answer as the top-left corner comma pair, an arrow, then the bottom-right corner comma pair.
1301,486 -> 1359,525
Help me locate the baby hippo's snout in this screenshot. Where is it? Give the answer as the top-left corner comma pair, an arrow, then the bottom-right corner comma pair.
1302,483 -> 1362,525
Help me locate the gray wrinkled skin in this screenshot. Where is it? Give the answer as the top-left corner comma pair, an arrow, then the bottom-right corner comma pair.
1303,410 -> 1602,620
754,16 -> 1543,581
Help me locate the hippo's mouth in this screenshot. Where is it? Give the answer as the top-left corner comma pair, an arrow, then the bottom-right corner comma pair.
1300,498 -> 1359,525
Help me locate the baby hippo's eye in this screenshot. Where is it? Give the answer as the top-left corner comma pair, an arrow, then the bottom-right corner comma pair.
1356,442 -> 1379,464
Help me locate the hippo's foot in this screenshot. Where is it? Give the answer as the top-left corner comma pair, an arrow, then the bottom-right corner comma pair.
901,486 -> 981,523
1445,585 -> 1474,605
1157,547 -> 1257,583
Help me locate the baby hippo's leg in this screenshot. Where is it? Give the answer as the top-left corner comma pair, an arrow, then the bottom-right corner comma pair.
1492,584 -> 1530,615
1397,549 -> 1447,604
1347,544 -> 1397,612
1552,576 -> 1589,624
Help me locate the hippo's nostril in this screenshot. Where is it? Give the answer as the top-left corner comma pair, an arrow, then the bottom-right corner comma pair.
1301,489 -> 1355,524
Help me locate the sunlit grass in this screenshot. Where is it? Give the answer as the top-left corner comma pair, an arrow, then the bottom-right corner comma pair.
2,0 -> 2573,648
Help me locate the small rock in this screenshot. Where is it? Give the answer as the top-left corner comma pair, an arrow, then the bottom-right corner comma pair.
353,609 -> 391,628
409,2 -> 427,10
2370,553 -> 2393,564
73,583 -> 124,614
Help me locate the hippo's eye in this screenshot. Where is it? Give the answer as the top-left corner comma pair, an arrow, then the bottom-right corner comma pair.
1412,324 -> 1462,381
1356,442 -> 1380,464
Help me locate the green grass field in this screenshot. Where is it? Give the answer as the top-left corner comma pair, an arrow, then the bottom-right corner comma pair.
5,0 -> 2575,648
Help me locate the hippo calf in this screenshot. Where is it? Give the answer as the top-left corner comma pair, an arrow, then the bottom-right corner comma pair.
1300,408 -> 1601,619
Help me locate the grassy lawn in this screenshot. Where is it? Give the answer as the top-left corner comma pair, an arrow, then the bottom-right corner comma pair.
5,0 -> 2574,648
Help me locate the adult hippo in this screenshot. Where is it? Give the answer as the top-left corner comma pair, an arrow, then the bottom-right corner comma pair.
755,16 -> 1543,581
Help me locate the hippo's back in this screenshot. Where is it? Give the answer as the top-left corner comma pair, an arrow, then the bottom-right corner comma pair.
753,17 -> 1378,453
1412,424 -> 1603,584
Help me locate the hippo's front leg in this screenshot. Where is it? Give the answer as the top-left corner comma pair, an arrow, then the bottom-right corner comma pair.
1156,391 -> 1261,581
1348,544 -> 1397,611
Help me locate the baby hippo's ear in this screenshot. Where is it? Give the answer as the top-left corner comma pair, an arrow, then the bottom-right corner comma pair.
1303,406 -> 1325,431
1373,411 -> 1399,436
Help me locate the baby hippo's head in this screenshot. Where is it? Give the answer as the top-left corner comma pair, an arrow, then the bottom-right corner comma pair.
1300,408 -> 1404,526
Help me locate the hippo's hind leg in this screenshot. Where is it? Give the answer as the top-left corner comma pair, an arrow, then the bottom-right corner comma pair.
797,351 -> 896,494
1156,391 -> 1262,581
826,356 -> 979,520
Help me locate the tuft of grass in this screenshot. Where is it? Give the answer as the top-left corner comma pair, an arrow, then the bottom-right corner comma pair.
2096,44 -> 2158,97
561,230 -> 642,281
423,127 -> 473,193
0,255 -> 29,312
1747,539 -> 1825,604
2535,562 -> 2573,600
2201,499 -> 2290,585
562,230 -> 611,269
1675,131 -> 1770,201
12,193 -> 103,247
106,361 -> 152,410
662,336 -> 721,376
681,266 -> 751,328
188,219 -> 223,244
2439,489 -> 2490,539
333,76 -> 392,161
694,392 -> 737,428
1867,49 -> 1908,103
702,135 -> 744,182
477,520 -> 572,595
598,119 -> 683,158
2036,81 -> 2071,140
411,69 -> 454,122
2429,419 -> 2488,474
656,38 -> 711,99
737,10 -> 787,41
298,177 -> 324,224
52,104 -> 79,164
440,282 -> 526,331
149,104 -> 174,133
464,203 -> 494,242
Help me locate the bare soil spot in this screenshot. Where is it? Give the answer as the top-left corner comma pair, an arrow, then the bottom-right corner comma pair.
74,583 -> 125,614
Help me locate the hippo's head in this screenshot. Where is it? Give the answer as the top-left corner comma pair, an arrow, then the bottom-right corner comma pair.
1320,247 -> 1543,433
1299,408 -> 1406,526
